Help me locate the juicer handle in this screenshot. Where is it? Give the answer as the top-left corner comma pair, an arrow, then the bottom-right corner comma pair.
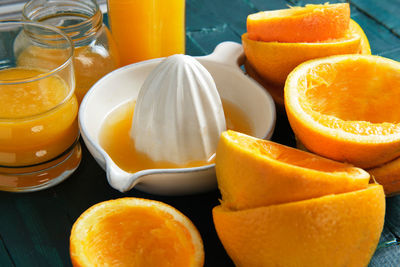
201,41 -> 245,69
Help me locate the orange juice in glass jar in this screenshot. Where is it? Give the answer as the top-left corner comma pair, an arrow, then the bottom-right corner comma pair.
107,0 -> 185,65
0,21 -> 80,192
22,0 -> 120,104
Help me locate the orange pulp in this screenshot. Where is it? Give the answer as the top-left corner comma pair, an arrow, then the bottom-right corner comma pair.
107,0 -> 185,66
99,100 -> 252,172
80,205 -> 195,266
0,68 -> 78,167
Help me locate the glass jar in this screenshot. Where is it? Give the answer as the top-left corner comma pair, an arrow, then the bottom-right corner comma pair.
23,0 -> 120,103
0,21 -> 81,192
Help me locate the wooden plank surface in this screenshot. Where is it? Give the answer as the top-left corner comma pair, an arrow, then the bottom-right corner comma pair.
0,0 -> 399,266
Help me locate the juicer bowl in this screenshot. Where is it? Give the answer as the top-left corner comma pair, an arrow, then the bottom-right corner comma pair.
79,41 -> 276,195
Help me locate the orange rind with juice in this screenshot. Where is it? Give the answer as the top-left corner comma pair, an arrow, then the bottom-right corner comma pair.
243,20 -> 370,87
244,18 -> 371,109
244,59 -> 285,111
296,136 -> 400,196
247,3 -> 350,43
70,197 -> 204,267
243,2 -> 371,89
350,19 -> 371,54
216,130 -> 370,210
285,54 -> 400,169
213,184 -> 385,267
213,130 -> 385,266
368,157 -> 400,196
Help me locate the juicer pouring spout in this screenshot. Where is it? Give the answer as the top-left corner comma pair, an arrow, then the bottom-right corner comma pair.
105,157 -> 143,192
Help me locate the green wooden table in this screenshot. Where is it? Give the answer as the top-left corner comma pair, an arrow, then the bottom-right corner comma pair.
1,0 -> 400,266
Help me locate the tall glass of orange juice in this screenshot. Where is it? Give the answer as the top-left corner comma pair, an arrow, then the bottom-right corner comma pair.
0,21 -> 81,192
107,0 -> 185,66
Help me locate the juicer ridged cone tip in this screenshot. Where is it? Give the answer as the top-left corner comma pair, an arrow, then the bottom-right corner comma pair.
131,54 -> 227,165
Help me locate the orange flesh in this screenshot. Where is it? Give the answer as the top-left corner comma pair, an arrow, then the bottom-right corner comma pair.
99,100 -> 253,172
83,207 -> 195,266
229,131 -> 361,174
300,59 -> 400,135
0,67 -> 78,166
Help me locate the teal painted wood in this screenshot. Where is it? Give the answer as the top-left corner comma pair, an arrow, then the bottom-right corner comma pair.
0,237 -> 14,267
0,190 -> 71,266
352,11 -> 400,57
186,0 -> 255,35
370,223 -> 400,266
246,0 -> 289,11
0,0 -> 399,266
351,0 -> 400,36
187,24 -> 240,55
385,195 -> 400,238
287,0 -> 361,16
369,223 -> 400,266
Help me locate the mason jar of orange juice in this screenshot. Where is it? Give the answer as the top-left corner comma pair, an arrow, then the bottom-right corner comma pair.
0,21 -> 80,192
107,0 -> 185,66
22,0 -> 120,103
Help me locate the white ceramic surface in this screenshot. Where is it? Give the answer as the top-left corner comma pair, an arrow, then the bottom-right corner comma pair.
132,54 -> 226,165
79,41 -> 276,195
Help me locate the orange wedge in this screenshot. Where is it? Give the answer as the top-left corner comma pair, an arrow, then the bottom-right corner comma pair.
70,198 -> 204,267
213,184 -> 385,267
285,54 -> 400,169
247,3 -> 350,43
216,130 -> 370,210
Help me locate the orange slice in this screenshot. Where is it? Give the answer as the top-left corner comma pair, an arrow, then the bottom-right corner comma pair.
216,130 -> 370,210
285,54 -> 400,169
70,198 -> 204,267
213,184 -> 385,267
247,3 -> 350,43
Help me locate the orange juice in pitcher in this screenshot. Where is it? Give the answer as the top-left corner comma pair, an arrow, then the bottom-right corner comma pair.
23,0 -> 120,104
107,0 -> 185,65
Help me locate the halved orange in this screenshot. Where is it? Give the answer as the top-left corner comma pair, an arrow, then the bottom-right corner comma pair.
242,29 -> 362,86
243,15 -> 371,87
244,59 -> 285,111
70,198 -> 204,267
368,157 -> 400,196
350,19 -> 371,54
216,130 -> 370,210
213,184 -> 385,267
247,3 -> 350,43
285,54 -> 400,169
